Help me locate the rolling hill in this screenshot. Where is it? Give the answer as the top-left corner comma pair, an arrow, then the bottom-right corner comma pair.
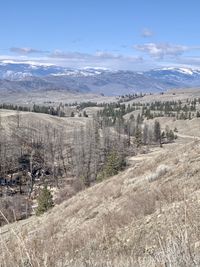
0,117 -> 200,266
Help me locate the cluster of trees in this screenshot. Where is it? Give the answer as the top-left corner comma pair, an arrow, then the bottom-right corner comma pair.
0,103 -> 65,117
2,95 -> 199,121
0,113 -> 128,195
71,119 -> 129,187
97,99 -> 200,123
117,92 -> 145,103
70,110 -> 89,117
0,103 -> 30,112
64,93 -> 145,109
97,103 -> 177,150
97,103 -> 140,123
125,116 -> 176,148
0,115 -> 70,222
32,104 -> 65,117
142,100 -> 200,120
96,99 -> 200,121
69,97 -> 200,121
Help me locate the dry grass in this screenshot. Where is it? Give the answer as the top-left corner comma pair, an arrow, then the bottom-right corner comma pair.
0,137 -> 200,266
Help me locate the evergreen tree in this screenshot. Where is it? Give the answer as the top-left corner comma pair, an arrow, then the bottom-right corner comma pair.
103,151 -> 126,177
36,185 -> 53,216
104,151 -> 120,177
154,120 -> 161,146
83,111 -> 88,117
142,124 -> 149,145
135,126 -> 142,147
168,130 -> 175,142
70,111 -> 75,117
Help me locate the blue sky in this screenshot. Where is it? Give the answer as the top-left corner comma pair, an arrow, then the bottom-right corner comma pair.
1,0 -> 200,70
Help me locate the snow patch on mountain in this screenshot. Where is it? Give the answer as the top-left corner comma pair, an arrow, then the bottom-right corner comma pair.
0,62 -> 200,95
153,67 -> 200,76
2,70 -> 32,80
51,68 -> 106,77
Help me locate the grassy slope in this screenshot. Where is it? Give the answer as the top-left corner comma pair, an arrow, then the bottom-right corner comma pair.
0,108 -> 199,266
0,127 -> 200,266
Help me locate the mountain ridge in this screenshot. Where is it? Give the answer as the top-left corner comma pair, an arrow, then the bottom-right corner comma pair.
0,62 -> 200,95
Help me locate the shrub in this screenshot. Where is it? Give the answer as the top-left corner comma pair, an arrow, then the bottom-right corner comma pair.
146,164 -> 170,182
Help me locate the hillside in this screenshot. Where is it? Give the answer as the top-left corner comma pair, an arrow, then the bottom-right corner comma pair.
0,119 -> 200,267
125,88 -> 200,105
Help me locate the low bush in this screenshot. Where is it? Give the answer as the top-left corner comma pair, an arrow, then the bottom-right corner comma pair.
146,164 -> 170,182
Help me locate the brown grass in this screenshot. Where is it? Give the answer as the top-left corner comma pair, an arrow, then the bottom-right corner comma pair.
0,139 -> 200,266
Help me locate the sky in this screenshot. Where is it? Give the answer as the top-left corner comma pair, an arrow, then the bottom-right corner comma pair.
1,0 -> 200,70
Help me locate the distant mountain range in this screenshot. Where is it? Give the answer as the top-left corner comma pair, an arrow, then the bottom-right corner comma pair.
0,61 -> 200,95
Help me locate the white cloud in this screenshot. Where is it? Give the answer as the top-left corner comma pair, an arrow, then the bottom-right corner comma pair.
135,43 -> 188,58
0,50 -> 146,70
48,50 -> 144,69
10,47 -> 47,55
50,50 -> 142,60
141,28 -> 154,38
4,45 -> 200,71
167,56 -> 200,68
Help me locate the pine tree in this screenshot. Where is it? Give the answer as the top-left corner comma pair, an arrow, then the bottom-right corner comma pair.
103,151 -> 126,177
83,111 -> 88,117
36,185 -> 53,216
168,130 -> 175,142
142,124 -> 149,145
154,120 -> 161,146
135,126 -> 142,147
104,151 -> 120,177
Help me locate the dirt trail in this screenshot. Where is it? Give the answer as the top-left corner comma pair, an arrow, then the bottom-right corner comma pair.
176,133 -> 200,140
128,147 -> 161,163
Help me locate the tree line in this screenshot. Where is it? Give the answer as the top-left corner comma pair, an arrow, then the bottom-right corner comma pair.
0,103 -> 65,117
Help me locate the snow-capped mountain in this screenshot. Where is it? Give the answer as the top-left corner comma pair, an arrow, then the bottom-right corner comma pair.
0,62 -> 200,95
0,62 -> 107,80
146,67 -> 200,87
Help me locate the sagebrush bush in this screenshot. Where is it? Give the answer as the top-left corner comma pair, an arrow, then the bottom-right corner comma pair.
146,164 -> 170,182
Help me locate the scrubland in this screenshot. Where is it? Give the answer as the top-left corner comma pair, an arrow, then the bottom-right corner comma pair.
0,134 -> 200,266
0,93 -> 200,267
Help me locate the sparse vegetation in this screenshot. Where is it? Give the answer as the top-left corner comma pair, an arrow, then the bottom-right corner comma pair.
1,1 -> 200,265
0,139 -> 200,267
0,89 -> 199,267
